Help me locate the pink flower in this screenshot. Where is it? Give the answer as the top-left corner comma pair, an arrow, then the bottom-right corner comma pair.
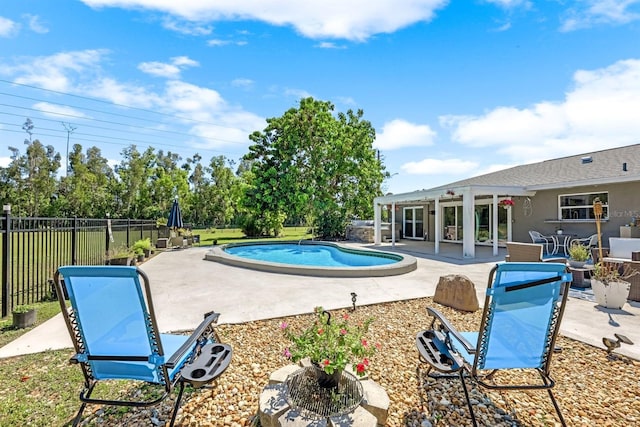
356,363 -> 366,374
280,322 -> 288,330
361,339 -> 368,347
323,359 -> 330,366
283,348 -> 291,358
363,358 -> 369,366
342,313 -> 349,320
340,328 -> 347,335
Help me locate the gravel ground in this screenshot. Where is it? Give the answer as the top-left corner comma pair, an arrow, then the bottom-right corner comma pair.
83,297 -> 640,426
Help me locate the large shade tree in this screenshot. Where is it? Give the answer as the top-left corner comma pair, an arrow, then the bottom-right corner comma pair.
244,97 -> 388,238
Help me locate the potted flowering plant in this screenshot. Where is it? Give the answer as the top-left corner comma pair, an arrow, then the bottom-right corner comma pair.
281,307 -> 378,386
498,199 -> 514,209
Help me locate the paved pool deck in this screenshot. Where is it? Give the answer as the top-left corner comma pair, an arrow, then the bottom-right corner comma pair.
1,242 -> 639,360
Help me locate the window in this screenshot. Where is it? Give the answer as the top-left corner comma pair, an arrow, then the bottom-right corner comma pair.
559,192 -> 608,220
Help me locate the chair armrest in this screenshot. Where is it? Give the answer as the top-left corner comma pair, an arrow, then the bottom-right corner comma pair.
426,307 -> 476,354
166,311 -> 220,369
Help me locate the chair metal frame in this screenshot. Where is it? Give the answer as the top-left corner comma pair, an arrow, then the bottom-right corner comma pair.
415,262 -> 571,426
529,230 -> 557,255
55,266 -> 232,426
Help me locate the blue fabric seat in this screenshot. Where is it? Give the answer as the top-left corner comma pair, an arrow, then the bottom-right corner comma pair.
55,266 -> 232,426
415,262 -> 572,426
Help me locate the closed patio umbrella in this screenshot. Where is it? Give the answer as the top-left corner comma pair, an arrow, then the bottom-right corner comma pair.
167,198 -> 184,230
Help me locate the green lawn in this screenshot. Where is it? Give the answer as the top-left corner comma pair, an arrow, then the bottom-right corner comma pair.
0,226 -> 313,425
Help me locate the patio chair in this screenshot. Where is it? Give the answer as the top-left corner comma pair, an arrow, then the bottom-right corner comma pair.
505,242 -> 543,262
505,242 -> 567,264
529,230 -> 556,255
415,262 -> 572,426
54,265 -> 233,426
570,234 -> 598,251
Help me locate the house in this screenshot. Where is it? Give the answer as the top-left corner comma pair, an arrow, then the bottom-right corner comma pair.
373,144 -> 640,258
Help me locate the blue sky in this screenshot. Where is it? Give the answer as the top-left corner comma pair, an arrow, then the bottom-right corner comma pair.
1,0 -> 639,194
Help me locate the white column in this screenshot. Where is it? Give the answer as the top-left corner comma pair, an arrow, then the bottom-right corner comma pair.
492,194 -> 499,256
374,201 -> 381,245
462,189 -> 475,258
391,202 -> 396,248
434,198 -> 440,254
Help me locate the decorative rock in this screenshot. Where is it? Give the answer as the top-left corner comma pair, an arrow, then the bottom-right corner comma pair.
269,364 -> 301,385
433,274 -> 479,312
258,383 -> 289,427
361,379 -> 390,425
330,406 -> 377,426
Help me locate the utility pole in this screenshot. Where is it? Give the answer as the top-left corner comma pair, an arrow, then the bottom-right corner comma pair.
62,122 -> 77,176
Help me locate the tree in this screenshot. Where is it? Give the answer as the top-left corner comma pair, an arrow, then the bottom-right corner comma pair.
59,144 -> 114,217
244,97 -> 388,238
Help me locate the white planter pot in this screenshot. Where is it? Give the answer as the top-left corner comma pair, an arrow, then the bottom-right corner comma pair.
591,279 -> 630,309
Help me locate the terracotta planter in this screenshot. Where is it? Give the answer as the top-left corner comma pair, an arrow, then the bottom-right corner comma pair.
591,279 -> 630,309
13,309 -> 36,328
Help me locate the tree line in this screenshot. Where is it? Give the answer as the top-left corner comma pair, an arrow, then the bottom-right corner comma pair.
0,98 -> 388,238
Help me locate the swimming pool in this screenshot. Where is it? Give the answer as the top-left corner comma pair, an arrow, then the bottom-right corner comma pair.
204,241 -> 417,277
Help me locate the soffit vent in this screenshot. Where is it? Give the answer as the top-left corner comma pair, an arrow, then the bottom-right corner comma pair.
581,156 -> 593,164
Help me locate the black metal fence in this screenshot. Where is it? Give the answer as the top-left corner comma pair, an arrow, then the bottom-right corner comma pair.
1,209 -> 159,317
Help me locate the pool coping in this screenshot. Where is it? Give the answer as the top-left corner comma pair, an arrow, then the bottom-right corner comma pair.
204,240 -> 418,277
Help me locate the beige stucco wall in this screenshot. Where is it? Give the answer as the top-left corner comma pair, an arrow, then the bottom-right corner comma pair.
511,182 -> 640,244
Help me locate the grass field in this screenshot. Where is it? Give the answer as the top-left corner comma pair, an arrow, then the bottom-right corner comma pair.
0,226 -> 313,426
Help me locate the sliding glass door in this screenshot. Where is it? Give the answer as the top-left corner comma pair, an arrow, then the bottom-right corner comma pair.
403,207 -> 424,240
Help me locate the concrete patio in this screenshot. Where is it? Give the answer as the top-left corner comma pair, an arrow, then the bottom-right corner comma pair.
1,241 -> 639,361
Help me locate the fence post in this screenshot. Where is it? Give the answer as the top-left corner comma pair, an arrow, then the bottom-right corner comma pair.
105,214 -> 111,259
2,204 -> 11,317
127,218 -> 131,248
72,216 -> 78,265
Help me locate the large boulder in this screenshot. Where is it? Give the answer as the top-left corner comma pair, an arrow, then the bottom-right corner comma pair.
433,274 -> 479,312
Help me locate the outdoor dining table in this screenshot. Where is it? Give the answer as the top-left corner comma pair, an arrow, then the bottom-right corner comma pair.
550,233 -> 575,256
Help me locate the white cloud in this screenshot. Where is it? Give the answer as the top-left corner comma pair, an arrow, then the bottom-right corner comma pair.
23,14 -> 49,33
231,78 -> 254,88
138,56 -> 199,79
484,0 -> 531,9
400,158 -> 478,175
0,16 -> 20,37
316,42 -> 346,49
33,102 -> 88,119
88,77 -> 163,108
80,0 -> 449,41
375,119 -> 436,150
284,88 -> 313,99
0,49 -> 264,150
441,59 -> 640,162
561,0 -> 640,31
336,96 -> 356,106
207,39 -> 231,46
0,50 -> 107,91
161,17 -> 213,35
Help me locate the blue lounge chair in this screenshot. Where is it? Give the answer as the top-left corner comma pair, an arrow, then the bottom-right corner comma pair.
415,262 -> 571,426
54,266 -> 232,426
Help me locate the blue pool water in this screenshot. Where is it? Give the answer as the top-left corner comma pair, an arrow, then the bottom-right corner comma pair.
224,243 -> 399,267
